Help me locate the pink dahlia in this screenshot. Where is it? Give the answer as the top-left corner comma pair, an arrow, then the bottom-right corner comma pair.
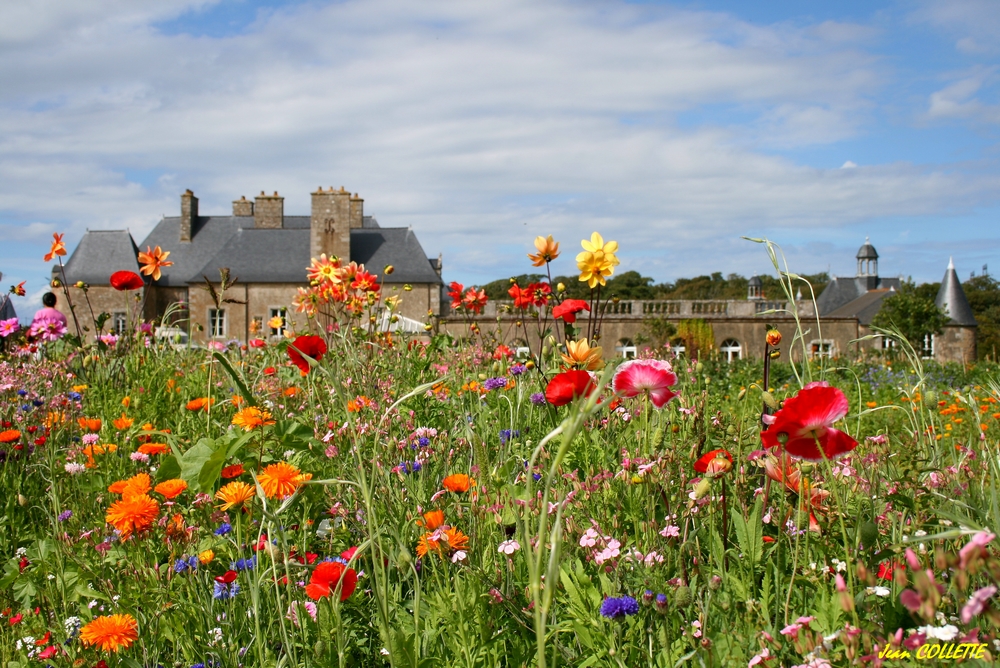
0,318 -> 19,338
612,359 -> 678,408
760,382 -> 857,460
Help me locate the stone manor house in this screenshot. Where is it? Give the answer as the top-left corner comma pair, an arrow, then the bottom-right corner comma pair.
56,191 -> 976,363
57,187 -> 443,344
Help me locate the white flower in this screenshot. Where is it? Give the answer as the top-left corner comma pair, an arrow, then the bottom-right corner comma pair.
451,550 -> 467,563
498,539 -> 520,555
866,586 -> 890,597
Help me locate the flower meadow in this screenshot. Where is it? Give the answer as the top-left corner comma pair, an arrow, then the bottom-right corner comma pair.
3,237 -> 1000,667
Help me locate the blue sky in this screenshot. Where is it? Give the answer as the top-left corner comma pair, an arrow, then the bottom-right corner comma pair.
1,0 -> 998,319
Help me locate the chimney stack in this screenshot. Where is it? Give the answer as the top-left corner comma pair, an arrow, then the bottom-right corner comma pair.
254,191 -> 284,229
233,196 -> 254,217
350,192 -> 364,229
310,186 -> 352,261
180,189 -> 198,242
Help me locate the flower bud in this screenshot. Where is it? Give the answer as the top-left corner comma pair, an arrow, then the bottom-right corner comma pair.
674,585 -> 692,608
404,284 -> 412,292
383,265 -> 394,275
556,282 -> 566,293
709,575 -> 722,591
643,589 -> 654,604
18,494 -> 27,506
760,391 -> 778,411
769,350 -> 781,359
766,329 -> 781,346
655,593 -> 668,612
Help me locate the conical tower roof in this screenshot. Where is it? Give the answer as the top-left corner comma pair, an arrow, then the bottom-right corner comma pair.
935,258 -> 977,326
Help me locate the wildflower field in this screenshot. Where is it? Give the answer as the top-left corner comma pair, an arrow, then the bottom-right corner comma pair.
4,235 -> 1000,667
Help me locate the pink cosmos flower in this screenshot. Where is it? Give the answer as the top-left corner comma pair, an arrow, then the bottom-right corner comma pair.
0,318 -> 19,337
959,530 -> 995,570
760,382 -> 857,460
961,585 -> 997,624
29,319 -> 67,342
612,359 -> 678,408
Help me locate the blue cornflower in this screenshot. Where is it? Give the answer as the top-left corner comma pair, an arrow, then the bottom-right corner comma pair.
32,399 -> 44,407
232,555 -> 256,571
417,437 -> 430,447
16,390 -> 27,397
57,510 -> 72,522
499,429 -> 521,445
510,364 -> 527,376
214,522 -> 232,536
213,582 -> 240,600
532,473 -> 542,481
174,555 -> 199,573
67,392 -> 82,401
599,596 -> 640,619
483,377 -> 508,391
530,392 -> 546,405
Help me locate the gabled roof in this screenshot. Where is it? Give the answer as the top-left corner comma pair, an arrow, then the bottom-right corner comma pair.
140,216 -> 254,286
61,230 -> 141,285
826,289 -> 893,325
815,276 -> 901,314
936,259 -> 977,326
191,228 -> 310,284
350,227 -> 442,284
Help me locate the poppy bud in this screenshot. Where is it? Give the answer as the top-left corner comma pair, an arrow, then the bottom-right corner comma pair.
423,324 -> 432,332
18,494 -> 27,506
692,478 -> 712,499
737,388 -> 746,400
612,296 -> 620,304
75,281 -> 86,289
314,640 -> 327,659
674,585 -> 692,608
766,329 -> 781,346
858,521 -> 878,549
695,362 -> 704,373
761,391 -> 778,411
650,428 -> 663,449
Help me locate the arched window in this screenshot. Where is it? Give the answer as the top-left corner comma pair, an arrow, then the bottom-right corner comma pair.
615,338 -> 637,359
720,339 -> 741,362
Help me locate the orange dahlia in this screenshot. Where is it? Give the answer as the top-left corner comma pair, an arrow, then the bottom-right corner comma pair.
106,494 -> 159,538
257,462 -> 310,499
231,407 -> 275,431
215,481 -> 255,511
153,479 -> 187,499
79,613 -> 138,652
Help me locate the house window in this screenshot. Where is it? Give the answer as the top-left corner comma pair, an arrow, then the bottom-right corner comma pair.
809,340 -> 835,359
112,312 -> 127,335
720,339 -> 741,362
615,338 -> 637,359
269,308 -> 287,338
209,309 -> 226,338
881,336 -> 895,350
921,333 -> 934,359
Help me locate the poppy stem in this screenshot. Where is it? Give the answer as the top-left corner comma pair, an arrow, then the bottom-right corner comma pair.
721,476 -> 729,571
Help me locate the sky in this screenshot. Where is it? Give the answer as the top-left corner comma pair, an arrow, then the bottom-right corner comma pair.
2,0 -> 998,319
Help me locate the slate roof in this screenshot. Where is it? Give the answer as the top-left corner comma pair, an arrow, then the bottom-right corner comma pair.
65,214 -> 443,287
815,276 -> 901,315
0,298 -> 16,321
60,230 -> 141,285
826,289 -> 893,325
936,260 -> 977,326
856,239 -> 878,260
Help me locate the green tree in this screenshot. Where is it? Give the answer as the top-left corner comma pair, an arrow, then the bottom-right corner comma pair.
964,274 -> 1000,361
871,280 -> 949,349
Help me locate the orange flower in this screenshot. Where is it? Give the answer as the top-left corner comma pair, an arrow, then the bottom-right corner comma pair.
231,407 -> 275,431
215,481 -> 255,510
113,414 -> 134,430
137,443 -> 170,456
137,245 -> 173,282
43,233 -> 66,263
420,509 -> 445,530
106,494 -> 159,538
220,464 -> 245,479
442,474 -> 474,493
107,480 -> 129,494
416,527 -> 470,559
154,479 -> 188,499
185,397 -> 215,411
108,472 -> 151,498
79,613 -> 138,652
0,429 -> 21,443
560,339 -> 604,371
77,417 -> 102,432
121,396 -> 131,408
527,235 -> 560,266
257,461 -> 310,499
283,387 -> 300,397
44,411 -> 65,427
83,443 -> 117,458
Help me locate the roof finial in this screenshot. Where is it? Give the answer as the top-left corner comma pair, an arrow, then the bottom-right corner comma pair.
948,256 -> 954,270
865,236 -> 869,243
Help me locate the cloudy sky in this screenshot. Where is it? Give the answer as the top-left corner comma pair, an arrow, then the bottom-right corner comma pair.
2,0 -> 998,317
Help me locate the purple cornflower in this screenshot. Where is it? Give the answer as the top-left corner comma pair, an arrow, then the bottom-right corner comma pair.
599,596 -> 639,619
484,377 -> 508,391
57,510 -> 72,522
530,392 -> 546,405
510,364 -> 527,376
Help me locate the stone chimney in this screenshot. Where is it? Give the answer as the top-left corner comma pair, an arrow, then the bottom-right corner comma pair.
310,186 -> 352,262
254,191 -> 284,229
180,189 -> 198,242
233,196 -> 254,217
350,192 -> 364,229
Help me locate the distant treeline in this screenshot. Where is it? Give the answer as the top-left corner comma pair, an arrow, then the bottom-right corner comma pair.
480,270 -> 830,302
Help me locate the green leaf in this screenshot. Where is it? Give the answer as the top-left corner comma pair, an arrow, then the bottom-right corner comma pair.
156,455 -> 181,482
732,498 -> 763,567
211,351 -> 257,407
198,442 -> 230,492
274,420 -> 314,451
177,437 -> 219,489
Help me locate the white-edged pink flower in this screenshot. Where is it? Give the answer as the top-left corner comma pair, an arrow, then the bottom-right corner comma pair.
959,531 -> 995,570
612,359 -> 678,408
961,585 -> 997,624
498,539 -> 520,555
660,525 -> 680,538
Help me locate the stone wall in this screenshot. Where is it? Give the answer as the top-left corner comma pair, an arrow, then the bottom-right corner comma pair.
54,285 -> 145,342
934,325 -> 977,365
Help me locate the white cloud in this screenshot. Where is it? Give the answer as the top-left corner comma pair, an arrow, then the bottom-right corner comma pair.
926,69 -> 1000,124
0,0 -> 998,288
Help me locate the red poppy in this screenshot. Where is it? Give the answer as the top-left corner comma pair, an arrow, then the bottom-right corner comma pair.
263,366 -> 276,376
694,449 -> 733,476
304,561 -> 357,601
552,299 -> 590,324
544,370 -> 597,407
341,546 -> 359,561
760,382 -> 858,461
612,359 -> 678,408
287,335 -> 327,375
214,570 -> 237,584
109,271 -> 144,291
220,464 -> 245,479
248,338 -> 266,348
762,536 -> 775,543
493,344 -> 514,360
